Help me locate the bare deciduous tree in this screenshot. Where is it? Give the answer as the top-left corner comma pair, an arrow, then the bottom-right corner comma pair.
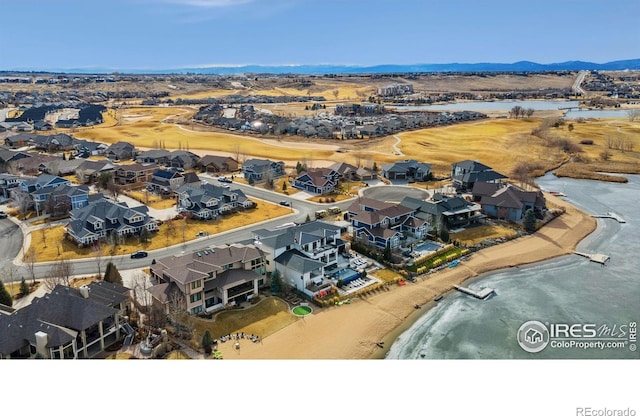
43,258 -> 74,291
24,248 -> 37,285
92,241 -> 105,279
627,108 -> 640,122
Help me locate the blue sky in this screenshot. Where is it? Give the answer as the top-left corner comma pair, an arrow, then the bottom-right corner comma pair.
0,0 -> 638,71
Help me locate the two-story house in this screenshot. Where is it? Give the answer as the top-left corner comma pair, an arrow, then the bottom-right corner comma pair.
348,199 -> 421,250
197,155 -> 239,174
292,167 -> 340,195
113,163 -> 157,191
176,183 -> 254,219
251,222 -> 346,296
0,281 -> 131,359
242,158 -> 285,182
105,141 -> 135,161
450,160 -> 507,191
471,182 -> 547,222
65,198 -> 159,245
148,169 -> 184,194
149,244 -> 266,314
401,194 -> 482,232
31,184 -> 91,216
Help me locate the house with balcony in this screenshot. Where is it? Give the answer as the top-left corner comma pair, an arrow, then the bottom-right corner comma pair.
251,221 -> 345,295
149,244 -> 266,314
242,158 -> 285,182
349,200 -> 420,250
176,182 -> 254,220
31,184 -> 90,216
451,160 -> 507,191
0,281 -> 130,359
113,163 -> 156,191
65,198 -> 159,245
401,194 -> 482,232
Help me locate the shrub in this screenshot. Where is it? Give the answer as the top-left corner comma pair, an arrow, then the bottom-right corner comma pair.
580,139 -> 594,145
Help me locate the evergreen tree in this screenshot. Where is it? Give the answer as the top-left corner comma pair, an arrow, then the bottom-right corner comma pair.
0,280 -> 12,307
248,176 -> 255,185
19,277 -> 29,298
282,181 -> 287,192
270,269 -> 282,294
104,262 -> 123,285
523,209 -> 537,233
439,227 -> 450,243
202,330 -> 213,354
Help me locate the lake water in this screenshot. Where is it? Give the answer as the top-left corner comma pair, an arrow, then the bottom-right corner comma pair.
386,173 -> 640,359
390,100 -> 580,112
564,108 -> 630,119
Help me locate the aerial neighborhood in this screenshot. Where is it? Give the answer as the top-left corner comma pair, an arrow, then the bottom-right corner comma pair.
1,66 -> 634,361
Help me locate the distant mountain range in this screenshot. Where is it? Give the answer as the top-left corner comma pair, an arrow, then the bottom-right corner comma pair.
6,59 -> 640,75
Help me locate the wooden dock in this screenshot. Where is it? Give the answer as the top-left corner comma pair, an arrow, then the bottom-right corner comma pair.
573,251 -> 610,265
454,285 -> 495,300
591,212 -> 626,223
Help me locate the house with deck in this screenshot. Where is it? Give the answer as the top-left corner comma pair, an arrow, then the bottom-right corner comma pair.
401,194 -> 482,232
451,160 -> 507,191
0,282 -> 130,359
149,244 -> 267,314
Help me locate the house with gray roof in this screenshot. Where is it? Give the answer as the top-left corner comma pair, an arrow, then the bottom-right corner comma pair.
65,198 -> 159,245
349,200 -> 425,250
149,244 -> 266,314
148,168 -> 184,194
176,182 -> 254,219
242,158 -> 285,182
471,182 -> 546,222
105,141 -> 135,161
451,160 -> 507,191
292,167 -> 340,195
381,159 -> 432,181
136,149 -> 171,165
0,281 -> 130,359
401,194 -> 482,232
31,183 -> 91,216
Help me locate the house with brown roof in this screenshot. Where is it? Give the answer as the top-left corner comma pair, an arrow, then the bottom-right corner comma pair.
113,163 -> 156,191
149,244 -> 267,314
197,155 -> 239,174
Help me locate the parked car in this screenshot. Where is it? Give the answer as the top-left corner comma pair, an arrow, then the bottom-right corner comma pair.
130,250 -> 148,259
217,177 -> 232,183
279,201 -> 291,206
0,211 -> 7,219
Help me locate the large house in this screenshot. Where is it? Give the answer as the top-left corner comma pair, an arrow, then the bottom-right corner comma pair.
31,184 -> 91,216
65,198 -> 159,245
252,222 -> 346,294
149,244 -> 267,314
381,159 -> 432,181
176,183 -> 254,219
292,167 -> 340,195
0,282 -> 131,359
451,160 -> 507,191
347,197 -> 427,250
401,194 -> 482,231
105,141 -> 135,161
242,158 -> 285,182
19,173 -> 70,194
471,182 -> 547,222
148,169 -> 184,194
113,163 -> 156,190
197,155 -> 239,174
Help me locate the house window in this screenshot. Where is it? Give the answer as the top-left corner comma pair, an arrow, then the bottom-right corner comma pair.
191,280 -> 201,290
223,263 -> 233,270
190,292 -> 202,303
191,305 -> 203,314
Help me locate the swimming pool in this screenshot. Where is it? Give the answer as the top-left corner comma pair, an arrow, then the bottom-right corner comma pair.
414,241 -> 442,253
332,268 -> 360,284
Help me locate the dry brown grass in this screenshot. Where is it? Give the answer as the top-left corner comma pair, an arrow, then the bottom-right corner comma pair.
189,297 -> 297,341
28,200 -> 291,262
450,225 -> 519,246
371,268 -> 403,283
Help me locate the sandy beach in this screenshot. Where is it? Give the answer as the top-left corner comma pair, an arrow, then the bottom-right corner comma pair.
215,194 -> 596,360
